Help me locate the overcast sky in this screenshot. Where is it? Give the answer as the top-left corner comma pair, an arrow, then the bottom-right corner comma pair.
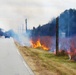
0,0 -> 76,32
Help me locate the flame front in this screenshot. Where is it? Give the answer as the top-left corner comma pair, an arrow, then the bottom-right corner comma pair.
31,39 -> 41,48
30,39 -> 49,50
42,45 -> 49,50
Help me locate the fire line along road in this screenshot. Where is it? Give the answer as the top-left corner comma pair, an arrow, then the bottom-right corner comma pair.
0,38 -> 34,75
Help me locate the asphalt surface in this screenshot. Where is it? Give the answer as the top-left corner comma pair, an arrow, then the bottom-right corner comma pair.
0,38 -> 34,75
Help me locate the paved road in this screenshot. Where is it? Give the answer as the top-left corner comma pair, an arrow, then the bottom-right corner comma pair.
0,38 -> 34,75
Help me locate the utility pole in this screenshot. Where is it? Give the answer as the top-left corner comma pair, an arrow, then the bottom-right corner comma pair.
25,19 -> 27,32
56,17 -> 59,55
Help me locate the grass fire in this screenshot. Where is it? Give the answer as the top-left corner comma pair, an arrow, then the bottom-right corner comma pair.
30,38 -> 49,50
16,42 -> 76,75
14,8 -> 76,75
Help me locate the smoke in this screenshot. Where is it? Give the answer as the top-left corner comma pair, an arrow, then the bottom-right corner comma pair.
16,32 -> 31,47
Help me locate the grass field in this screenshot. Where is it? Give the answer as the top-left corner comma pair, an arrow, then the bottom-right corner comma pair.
15,42 -> 76,75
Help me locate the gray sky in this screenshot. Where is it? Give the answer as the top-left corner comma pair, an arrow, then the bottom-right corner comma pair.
0,0 -> 76,32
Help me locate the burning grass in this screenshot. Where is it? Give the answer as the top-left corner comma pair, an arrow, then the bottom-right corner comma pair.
30,38 -> 49,50
30,36 -> 52,51
15,42 -> 76,75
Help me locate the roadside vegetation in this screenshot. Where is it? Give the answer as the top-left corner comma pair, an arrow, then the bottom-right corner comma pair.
15,42 -> 76,75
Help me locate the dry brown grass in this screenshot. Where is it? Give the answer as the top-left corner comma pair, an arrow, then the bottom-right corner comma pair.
15,42 -> 76,75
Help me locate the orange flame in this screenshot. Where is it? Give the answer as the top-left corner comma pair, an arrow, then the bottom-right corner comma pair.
30,39 -> 49,50
31,39 -> 41,48
42,45 -> 49,50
